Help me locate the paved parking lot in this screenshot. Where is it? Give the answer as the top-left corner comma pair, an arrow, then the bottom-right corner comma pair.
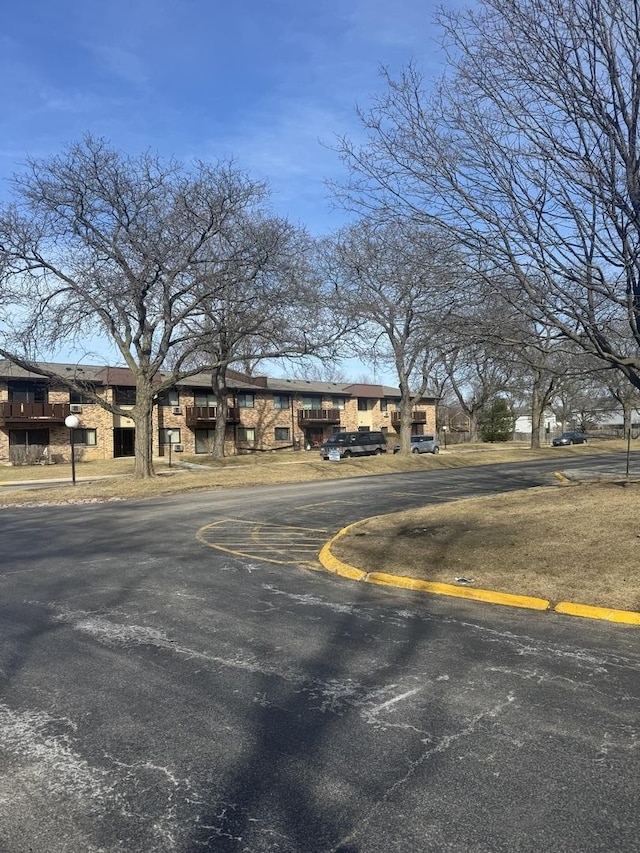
1,459 -> 638,852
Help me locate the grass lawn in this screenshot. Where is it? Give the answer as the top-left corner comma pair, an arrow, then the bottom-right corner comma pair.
331,480 -> 640,611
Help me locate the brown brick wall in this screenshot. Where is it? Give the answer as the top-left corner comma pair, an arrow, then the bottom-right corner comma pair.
0,376 -> 437,464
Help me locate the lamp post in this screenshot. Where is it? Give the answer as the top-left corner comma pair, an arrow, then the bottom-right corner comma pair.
442,424 -> 448,449
167,429 -> 173,468
64,414 -> 80,485
626,427 -> 632,480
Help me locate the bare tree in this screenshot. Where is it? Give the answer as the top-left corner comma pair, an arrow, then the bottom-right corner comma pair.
334,0 -> 640,392
548,370 -> 606,433
0,136 -> 297,477
280,359 -> 350,384
324,219 -> 462,452
602,370 -> 640,435
442,343 -> 513,442
185,223 -> 343,458
463,299 -> 572,448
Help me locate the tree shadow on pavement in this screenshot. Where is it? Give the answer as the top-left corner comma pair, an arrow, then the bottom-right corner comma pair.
185,579 -> 433,853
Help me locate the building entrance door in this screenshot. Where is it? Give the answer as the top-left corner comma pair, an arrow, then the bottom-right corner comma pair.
304,427 -> 325,448
113,427 -> 135,457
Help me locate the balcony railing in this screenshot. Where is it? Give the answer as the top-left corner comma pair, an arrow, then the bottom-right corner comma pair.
185,406 -> 241,427
390,410 -> 428,426
0,401 -> 70,425
297,408 -> 342,425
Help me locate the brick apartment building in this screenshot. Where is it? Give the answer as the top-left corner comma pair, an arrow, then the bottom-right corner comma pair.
0,360 -> 437,463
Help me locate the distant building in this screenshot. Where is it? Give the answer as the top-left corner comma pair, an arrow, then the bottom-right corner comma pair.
513,413 -> 559,438
0,360 -> 438,463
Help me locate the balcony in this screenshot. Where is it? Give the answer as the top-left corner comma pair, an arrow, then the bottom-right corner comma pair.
0,401 -> 71,425
185,406 -> 241,427
390,410 -> 428,427
297,408 -> 342,425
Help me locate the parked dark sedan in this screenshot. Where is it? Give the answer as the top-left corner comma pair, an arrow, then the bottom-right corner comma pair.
552,431 -> 588,446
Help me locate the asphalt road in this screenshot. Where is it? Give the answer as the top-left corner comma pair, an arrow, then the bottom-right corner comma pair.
1,456 -> 638,852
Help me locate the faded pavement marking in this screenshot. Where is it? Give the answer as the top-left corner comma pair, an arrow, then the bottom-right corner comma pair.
196,517 -> 331,569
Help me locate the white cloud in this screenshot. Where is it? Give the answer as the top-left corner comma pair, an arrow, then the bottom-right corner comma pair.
86,42 -> 150,88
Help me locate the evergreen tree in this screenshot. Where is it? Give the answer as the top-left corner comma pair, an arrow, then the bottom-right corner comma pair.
479,398 -> 514,443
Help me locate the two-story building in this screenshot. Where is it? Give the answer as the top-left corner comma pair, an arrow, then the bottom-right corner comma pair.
0,360 -> 438,463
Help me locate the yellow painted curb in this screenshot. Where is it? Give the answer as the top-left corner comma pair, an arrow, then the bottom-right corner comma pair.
317,521 -> 549,611
364,572 -> 550,610
318,521 -> 368,581
554,602 -> 640,625
553,471 -> 571,484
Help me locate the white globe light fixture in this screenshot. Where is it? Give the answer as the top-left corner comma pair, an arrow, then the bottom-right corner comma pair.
64,414 -> 81,485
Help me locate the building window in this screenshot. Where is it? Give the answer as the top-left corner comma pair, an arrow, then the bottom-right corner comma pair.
274,427 -> 290,441
237,427 -> 255,444
194,391 -> 216,407
301,396 -> 320,410
72,428 -> 97,446
157,388 -> 179,407
8,428 -> 50,447
273,395 -> 290,410
331,397 -> 345,410
8,428 -> 50,464
114,386 -> 136,405
70,386 -> 97,404
195,428 -> 216,453
159,428 -> 181,445
8,382 -> 47,403
237,393 -> 255,408
357,398 -> 372,411
380,399 -> 388,412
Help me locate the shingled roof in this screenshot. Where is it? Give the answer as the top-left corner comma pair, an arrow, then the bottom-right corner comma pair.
0,359 -> 439,399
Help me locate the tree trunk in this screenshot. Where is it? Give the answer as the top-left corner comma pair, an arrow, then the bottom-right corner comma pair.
133,386 -> 155,478
212,366 -> 228,459
467,410 -> 479,443
530,383 -> 544,449
397,392 -> 414,454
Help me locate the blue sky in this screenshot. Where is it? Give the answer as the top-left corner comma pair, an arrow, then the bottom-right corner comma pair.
1,1 -> 460,378
0,0 -> 454,236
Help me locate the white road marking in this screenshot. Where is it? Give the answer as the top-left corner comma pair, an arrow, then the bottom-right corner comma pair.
366,686 -> 422,715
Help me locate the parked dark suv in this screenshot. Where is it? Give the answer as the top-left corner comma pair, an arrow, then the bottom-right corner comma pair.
320,431 -> 388,459
552,431 -> 588,446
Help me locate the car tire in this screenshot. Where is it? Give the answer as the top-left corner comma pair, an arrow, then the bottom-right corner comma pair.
411,447 -> 420,454
342,450 -> 352,458
374,447 -> 382,455
432,446 -> 440,454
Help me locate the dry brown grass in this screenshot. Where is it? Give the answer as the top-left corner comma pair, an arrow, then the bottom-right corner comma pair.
0,457 -> 136,481
0,439 -> 634,507
331,481 -> 640,611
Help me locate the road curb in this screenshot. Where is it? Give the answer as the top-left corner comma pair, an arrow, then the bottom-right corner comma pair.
554,601 -> 640,625
318,521 -> 640,623
363,571 -> 550,610
318,522 -> 368,581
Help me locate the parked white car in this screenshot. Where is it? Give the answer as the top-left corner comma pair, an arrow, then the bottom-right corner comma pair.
393,435 -> 440,454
